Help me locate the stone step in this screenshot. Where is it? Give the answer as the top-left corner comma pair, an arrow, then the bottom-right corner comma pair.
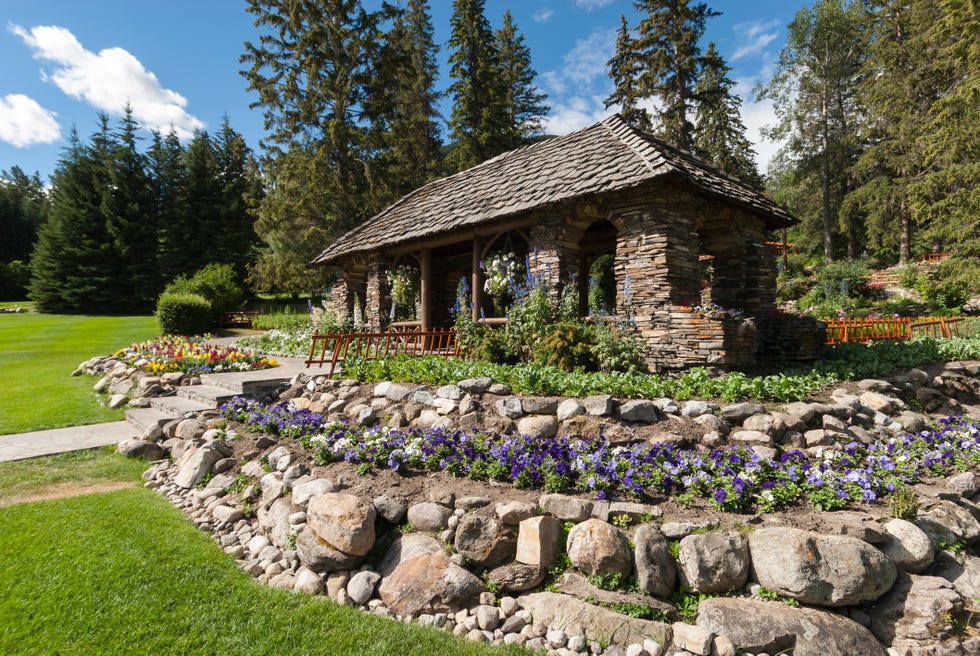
149,395 -> 214,417
176,384 -> 240,407
125,407 -> 174,433
200,371 -> 296,397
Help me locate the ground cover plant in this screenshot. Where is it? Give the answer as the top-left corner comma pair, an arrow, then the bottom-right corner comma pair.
0,488 -> 527,656
220,397 -> 980,514
116,335 -> 278,375
0,313 -> 157,435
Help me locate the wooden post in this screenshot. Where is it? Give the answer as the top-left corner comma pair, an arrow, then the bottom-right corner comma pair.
472,235 -> 484,322
578,252 -> 590,317
782,228 -> 789,271
420,247 -> 432,332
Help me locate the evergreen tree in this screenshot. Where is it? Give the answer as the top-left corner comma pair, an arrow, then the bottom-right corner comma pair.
605,15 -> 652,132
177,130 -> 222,277
756,0 -> 868,263
447,0 -> 508,170
369,0 -> 443,199
242,0 -> 380,293
494,10 -> 549,149
213,116 -> 262,282
693,42 -> 762,187
29,126 -> 115,312
149,128 -> 188,283
102,106 -> 157,310
633,0 -> 718,151
0,166 -> 47,264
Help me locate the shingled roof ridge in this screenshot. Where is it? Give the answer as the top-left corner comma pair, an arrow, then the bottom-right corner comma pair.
598,114 -> 665,175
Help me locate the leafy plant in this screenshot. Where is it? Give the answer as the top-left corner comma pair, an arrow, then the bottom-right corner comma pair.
155,292 -> 211,335
888,486 -> 920,521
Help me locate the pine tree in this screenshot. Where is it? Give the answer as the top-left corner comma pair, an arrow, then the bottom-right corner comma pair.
369,0 -> 443,200
693,42 -> 762,187
633,0 -> 718,151
447,0 -> 508,170
242,0 -> 380,293
605,15 -> 652,132
177,130 -> 222,277
213,116 -> 262,282
29,125 -> 115,312
149,128 -> 188,283
756,0 -> 868,263
494,10 -> 549,149
102,106 -> 157,310
0,166 -> 47,263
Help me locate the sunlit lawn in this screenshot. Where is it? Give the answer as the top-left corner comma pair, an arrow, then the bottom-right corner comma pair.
0,313 -> 157,435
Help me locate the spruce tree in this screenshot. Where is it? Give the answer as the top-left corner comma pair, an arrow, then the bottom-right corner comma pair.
214,116 -> 262,282
494,10 -> 549,149
605,15 -> 652,132
29,125 -> 115,312
633,0 -> 718,151
103,106 -> 157,310
693,42 -> 762,187
0,166 -> 47,264
447,0 -> 508,170
178,130 -> 222,277
149,128 -> 188,283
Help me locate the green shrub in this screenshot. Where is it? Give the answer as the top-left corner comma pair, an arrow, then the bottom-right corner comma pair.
591,321 -> 647,373
534,322 -> 597,371
252,308 -> 312,331
164,263 -> 244,320
156,292 -> 211,335
0,260 -> 30,301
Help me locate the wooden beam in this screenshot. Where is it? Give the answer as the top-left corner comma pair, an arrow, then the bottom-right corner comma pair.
471,235 -> 484,322
420,247 -> 432,332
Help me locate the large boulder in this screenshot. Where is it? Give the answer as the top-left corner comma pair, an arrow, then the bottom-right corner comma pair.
566,519 -> 632,578
696,597 -> 886,656
518,592 -> 671,650
487,563 -> 546,593
516,515 -> 561,567
173,443 -> 223,488
880,518 -> 935,572
748,527 -> 896,606
306,493 -> 376,556
294,525 -> 363,572
377,535 -> 483,616
915,500 -> 980,546
868,573 -> 964,646
634,524 -> 676,597
676,531 -> 748,594
453,514 -> 515,567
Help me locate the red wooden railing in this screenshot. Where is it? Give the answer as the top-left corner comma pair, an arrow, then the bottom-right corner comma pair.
824,316 -> 963,345
306,327 -> 460,377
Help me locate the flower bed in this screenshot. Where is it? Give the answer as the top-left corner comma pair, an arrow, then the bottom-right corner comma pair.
117,336 -> 278,374
219,397 -> 980,514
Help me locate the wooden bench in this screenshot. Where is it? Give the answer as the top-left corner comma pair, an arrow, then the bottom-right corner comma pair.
219,311 -> 258,329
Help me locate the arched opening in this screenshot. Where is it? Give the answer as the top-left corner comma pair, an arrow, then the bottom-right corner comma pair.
478,229 -> 530,318
576,219 -> 619,317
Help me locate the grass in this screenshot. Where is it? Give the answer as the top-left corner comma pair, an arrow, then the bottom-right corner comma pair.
0,446 -> 146,504
0,313 -> 157,435
0,488 -> 527,656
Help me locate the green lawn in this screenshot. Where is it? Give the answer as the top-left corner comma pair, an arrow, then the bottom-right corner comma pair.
0,446 -> 146,504
0,313 -> 158,435
0,488 -> 526,656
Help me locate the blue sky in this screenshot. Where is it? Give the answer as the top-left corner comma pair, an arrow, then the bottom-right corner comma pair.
0,0 -> 799,180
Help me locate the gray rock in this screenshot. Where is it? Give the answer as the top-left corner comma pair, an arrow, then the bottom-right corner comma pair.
436,384 -> 464,400
676,531 -> 748,594
916,500 -> 980,546
582,395 -> 614,416
720,402 -> 766,424
696,597 -> 886,656
557,572 -> 676,624
307,492 -> 376,557
373,495 -> 408,524
660,520 -> 718,540
487,563 -> 545,593
174,418 -> 207,440
933,550 -> 980,600
540,494 -> 594,522
671,622 -> 714,656
173,444 -> 223,488
487,383 -> 511,395
404,389 -> 434,405
495,398 -> 525,419
518,592 -> 671,650
454,514 -> 515,567
407,502 -> 453,531
495,500 -> 537,525
868,573 -> 964,644
521,396 -> 560,414
347,570 -> 381,605
617,399 -> 660,423
895,411 -> 927,433
729,430 -> 772,447
652,398 -> 680,415
107,393 -> 129,409
567,518 -> 632,578
516,414 -> 558,438
681,400 -> 713,418
556,398 -> 585,422
458,377 -> 492,394
633,524 -> 676,597
117,438 -> 165,460
860,391 -> 896,414
294,525 -> 362,572
378,540 -> 483,616
782,402 -> 816,424
947,471 -> 979,498
694,413 -> 729,436
292,478 -> 339,507
293,567 -> 324,595
748,527 -> 897,606
743,413 -> 776,434
881,518 -> 935,572
821,414 -> 849,434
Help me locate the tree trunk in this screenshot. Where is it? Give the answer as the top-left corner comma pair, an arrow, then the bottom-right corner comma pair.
899,199 -> 911,264
822,93 -> 834,264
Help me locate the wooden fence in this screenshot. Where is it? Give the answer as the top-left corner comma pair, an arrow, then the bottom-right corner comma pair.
305,327 -> 459,377
824,316 -> 963,345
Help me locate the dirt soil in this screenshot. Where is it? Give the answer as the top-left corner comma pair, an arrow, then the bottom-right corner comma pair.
0,480 -> 135,508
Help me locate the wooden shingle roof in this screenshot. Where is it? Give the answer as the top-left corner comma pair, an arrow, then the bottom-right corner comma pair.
312,114 -> 794,265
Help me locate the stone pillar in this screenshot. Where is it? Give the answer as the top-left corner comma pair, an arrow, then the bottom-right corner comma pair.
326,274 -> 351,326
364,256 -> 391,331
326,263 -> 367,328
528,215 -> 563,296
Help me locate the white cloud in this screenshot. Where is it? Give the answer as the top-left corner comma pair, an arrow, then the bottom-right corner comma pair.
543,95 -> 610,134
541,27 -> 616,96
533,8 -> 555,23
0,93 -> 60,147
10,23 -> 204,138
730,20 -> 781,62
575,0 -> 615,10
